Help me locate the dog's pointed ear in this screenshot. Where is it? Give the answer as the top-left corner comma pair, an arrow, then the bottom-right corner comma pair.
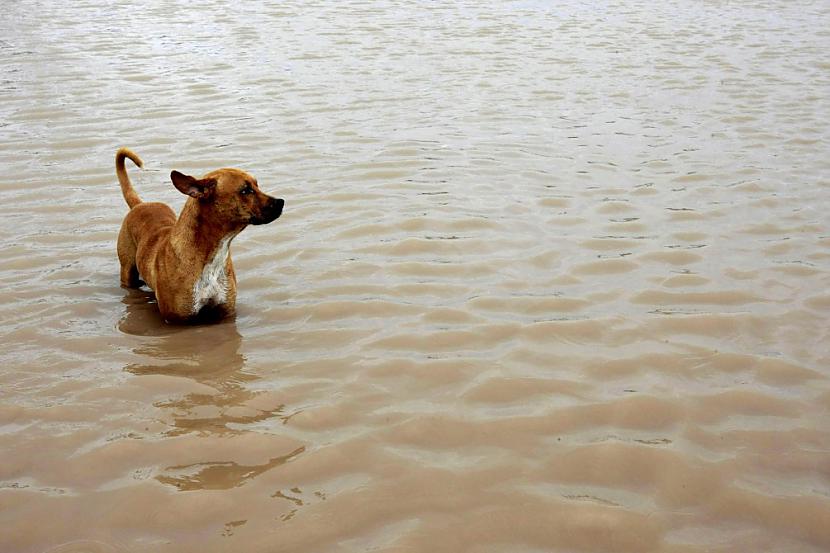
171,171 -> 217,199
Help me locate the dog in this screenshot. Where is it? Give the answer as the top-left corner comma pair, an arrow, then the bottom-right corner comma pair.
115,147 -> 283,323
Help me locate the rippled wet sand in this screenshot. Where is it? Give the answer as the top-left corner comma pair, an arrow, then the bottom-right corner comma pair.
2,1 -> 829,552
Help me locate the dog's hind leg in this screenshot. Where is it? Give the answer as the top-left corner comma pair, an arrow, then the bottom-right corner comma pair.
117,225 -> 142,288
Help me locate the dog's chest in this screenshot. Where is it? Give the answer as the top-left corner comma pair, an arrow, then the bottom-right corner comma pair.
192,235 -> 233,313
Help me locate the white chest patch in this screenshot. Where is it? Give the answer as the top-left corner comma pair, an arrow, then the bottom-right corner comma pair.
192,234 -> 235,314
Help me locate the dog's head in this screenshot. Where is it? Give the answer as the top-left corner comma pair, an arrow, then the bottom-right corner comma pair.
171,168 -> 284,226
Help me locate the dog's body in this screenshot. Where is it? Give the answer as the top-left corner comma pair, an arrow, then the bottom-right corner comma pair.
115,148 -> 283,323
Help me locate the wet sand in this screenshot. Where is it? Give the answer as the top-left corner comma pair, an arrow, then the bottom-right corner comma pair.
1,1 -> 829,552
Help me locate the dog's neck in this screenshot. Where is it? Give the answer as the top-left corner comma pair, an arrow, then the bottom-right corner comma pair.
171,200 -> 245,264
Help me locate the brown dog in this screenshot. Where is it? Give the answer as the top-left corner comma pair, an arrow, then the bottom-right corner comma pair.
115,147 -> 283,323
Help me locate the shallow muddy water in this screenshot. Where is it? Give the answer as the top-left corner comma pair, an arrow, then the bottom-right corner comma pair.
1,1 -> 829,552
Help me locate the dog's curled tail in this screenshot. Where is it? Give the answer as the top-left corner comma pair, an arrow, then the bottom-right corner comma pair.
116,147 -> 144,209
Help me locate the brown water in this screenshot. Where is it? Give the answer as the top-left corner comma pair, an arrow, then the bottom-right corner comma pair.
2,1 -> 829,552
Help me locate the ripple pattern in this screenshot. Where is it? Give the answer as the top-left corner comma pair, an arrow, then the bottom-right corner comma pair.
1,1 -> 829,552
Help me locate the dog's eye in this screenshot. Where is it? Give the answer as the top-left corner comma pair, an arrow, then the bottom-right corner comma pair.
240,185 -> 253,195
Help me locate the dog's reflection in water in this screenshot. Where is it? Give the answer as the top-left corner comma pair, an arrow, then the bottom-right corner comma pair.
118,288 -> 283,436
117,290 -> 300,491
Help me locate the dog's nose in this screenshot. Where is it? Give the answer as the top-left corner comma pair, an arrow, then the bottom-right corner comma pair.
270,198 -> 284,216
266,197 -> 284,220
250,197 -> 284,225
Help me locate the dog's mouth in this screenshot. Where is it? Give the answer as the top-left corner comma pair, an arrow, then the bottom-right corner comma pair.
250,197 -> 284,225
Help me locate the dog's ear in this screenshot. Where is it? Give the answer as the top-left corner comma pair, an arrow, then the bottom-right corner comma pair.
171,171 -> 217,199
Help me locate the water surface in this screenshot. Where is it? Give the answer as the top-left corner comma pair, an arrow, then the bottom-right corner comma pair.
1,1 -> 829,552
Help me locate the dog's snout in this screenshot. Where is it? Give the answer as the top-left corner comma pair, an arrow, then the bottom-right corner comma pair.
250,196 -> 284,225
268,197 -> 284,218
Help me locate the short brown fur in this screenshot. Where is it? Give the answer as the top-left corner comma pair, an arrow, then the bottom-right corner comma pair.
115,147 -> 283,324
